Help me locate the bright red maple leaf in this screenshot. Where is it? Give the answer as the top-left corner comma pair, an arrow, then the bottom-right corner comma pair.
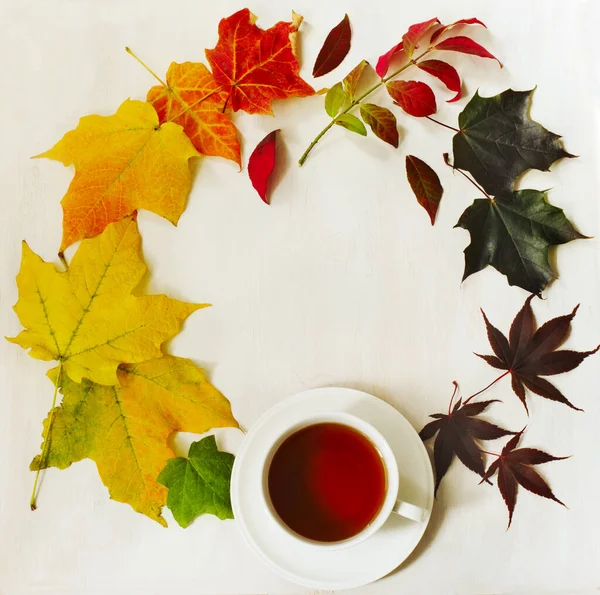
205,9 -> 314,115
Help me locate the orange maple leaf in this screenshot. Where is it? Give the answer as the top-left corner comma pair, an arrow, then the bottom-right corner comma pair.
147,61 -> 241,166
206,9 -> 315,115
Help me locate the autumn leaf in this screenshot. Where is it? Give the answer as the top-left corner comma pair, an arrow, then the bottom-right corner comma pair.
158,436 -> 234,528
429,18 -> 487,45
402,17 -> 440,57
456,189 -> 584,295
312,14 -> 352,77
481,432 -> 567,528
31,356 -> 238,526
248,130 -> 279,204
359,104 -> 398,147
453,89 -> 574,195
420,386 -> 515,493
8,216 -> 203,386
477,296 -> 599,411
205,9 -> 314,115
147,60 -> 241,166
342,60 -> 369,100
405,155 -> 443,224
386,80 -> 437,117
418,60 -> 462,102
375,42 -> 404,79
37,99 -> 199,252
435,36 -> 502,67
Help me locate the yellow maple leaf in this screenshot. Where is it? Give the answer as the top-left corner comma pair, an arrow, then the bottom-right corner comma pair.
36,99 -> 199,252
8,215 -> 204,385
147,61 -> 241,166
31,356 -> 239,525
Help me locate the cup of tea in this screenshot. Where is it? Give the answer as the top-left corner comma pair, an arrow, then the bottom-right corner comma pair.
261,411 -> 427,549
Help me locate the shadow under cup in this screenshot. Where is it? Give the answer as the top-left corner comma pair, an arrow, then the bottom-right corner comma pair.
262,413 -> 397,546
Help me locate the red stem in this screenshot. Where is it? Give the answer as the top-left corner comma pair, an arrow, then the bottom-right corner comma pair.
448,380 -> 459,415
426,115 -> 460,133
480,450 -> 501,457
464,371 -> 510,404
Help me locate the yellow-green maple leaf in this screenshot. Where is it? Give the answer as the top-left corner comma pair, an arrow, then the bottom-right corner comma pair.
36,99 -> 199,252
8,215 -> 204,385
31,356 -> 239,525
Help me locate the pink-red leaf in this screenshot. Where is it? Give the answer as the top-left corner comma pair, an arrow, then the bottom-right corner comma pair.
418,59 -> 462,102
387,80 -> 436,117
248,130 -> 279,204
405,155 -> 443,224
430,18 -> 487,45
402,17 -> 440,57
359,103 -> 399,148
435,36 -> 502,67
375,42 -> 404,78
312,14 -> 352,77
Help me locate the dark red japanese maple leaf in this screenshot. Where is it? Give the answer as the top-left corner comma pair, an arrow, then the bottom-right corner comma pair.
477,296 -> 599,412
481,431 -> 568,528
420,383 -> 515,493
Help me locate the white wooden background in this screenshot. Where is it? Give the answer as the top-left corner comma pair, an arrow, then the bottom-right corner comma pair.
1,0 -> 599,593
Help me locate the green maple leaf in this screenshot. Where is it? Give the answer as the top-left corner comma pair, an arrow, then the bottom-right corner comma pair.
456,189 -> 584,295
452,89 -> 574,195
157,436 -> 234,528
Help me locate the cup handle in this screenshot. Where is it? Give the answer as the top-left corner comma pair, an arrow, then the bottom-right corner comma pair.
392,499 -> 428,522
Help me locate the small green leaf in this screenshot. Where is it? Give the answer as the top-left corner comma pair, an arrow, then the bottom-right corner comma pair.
157,435 -> 234,528
359,103 -> 398,147
324,82 -> 347,118
335,113 -> 367,136
455,189 -> 585,295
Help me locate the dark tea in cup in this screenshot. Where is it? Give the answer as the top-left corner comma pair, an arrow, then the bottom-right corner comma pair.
267,422 -> 387,543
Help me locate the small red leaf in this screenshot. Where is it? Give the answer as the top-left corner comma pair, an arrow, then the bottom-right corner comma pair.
430,18 -> 487,45
359,103 -> 399,148
418,59 -> 462,102
402,17 -> 440,57
248,130 -> 279,205
406,155 -> 443,224
375,42 -> 404,78
387,80 -> 436,117
312,14 -> 352,77
435,36 -> 502,67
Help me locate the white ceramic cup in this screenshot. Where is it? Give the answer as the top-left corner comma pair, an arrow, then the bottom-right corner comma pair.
260,411 -> 427,550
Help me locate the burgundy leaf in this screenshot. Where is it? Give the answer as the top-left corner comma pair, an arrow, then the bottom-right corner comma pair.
435,36 -> 502,67
387,80 -> 436,117
430,18 -> 487,45
478,298 -> 598,410
484,432 -> 567,528
405,155 -> 443,224
402,17 -> 440,57
360,103 -> 399,147
312,14 -> 352,77
418,59 -> 462,102
375,42 -> 404,78
248,129 -> 279,204
420,389 -> 514,494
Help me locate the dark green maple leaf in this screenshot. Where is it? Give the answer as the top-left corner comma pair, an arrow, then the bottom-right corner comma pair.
456,189 -> 584,295
453,89 -> 574,195
157,435 -> 234,528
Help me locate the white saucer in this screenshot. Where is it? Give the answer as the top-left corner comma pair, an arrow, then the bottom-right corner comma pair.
230,387 -> 434,590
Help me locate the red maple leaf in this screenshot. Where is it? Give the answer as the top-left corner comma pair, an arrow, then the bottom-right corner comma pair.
205,9 -> 314,115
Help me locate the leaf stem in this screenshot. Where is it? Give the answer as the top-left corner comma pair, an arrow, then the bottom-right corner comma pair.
125,47 -> 168,87
444,155 -> 493,200
30,361 -> 63,511
448,380 -> 459,415
464,371 -> 510,404
479,450 -> 501,457
426,116 -> 460,133
298,49 -> 432,166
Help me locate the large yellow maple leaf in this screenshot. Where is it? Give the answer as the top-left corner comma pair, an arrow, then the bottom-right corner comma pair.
8,215 -> 204,385
147,61 -> 241,166
31,356 -> 239,525
37,99 -> 199,252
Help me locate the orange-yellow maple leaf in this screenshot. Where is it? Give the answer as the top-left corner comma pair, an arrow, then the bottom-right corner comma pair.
147,62 -> 241,166
206,9 -> 315,115
36,99 -> 199,252
31,356 -> 238,526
